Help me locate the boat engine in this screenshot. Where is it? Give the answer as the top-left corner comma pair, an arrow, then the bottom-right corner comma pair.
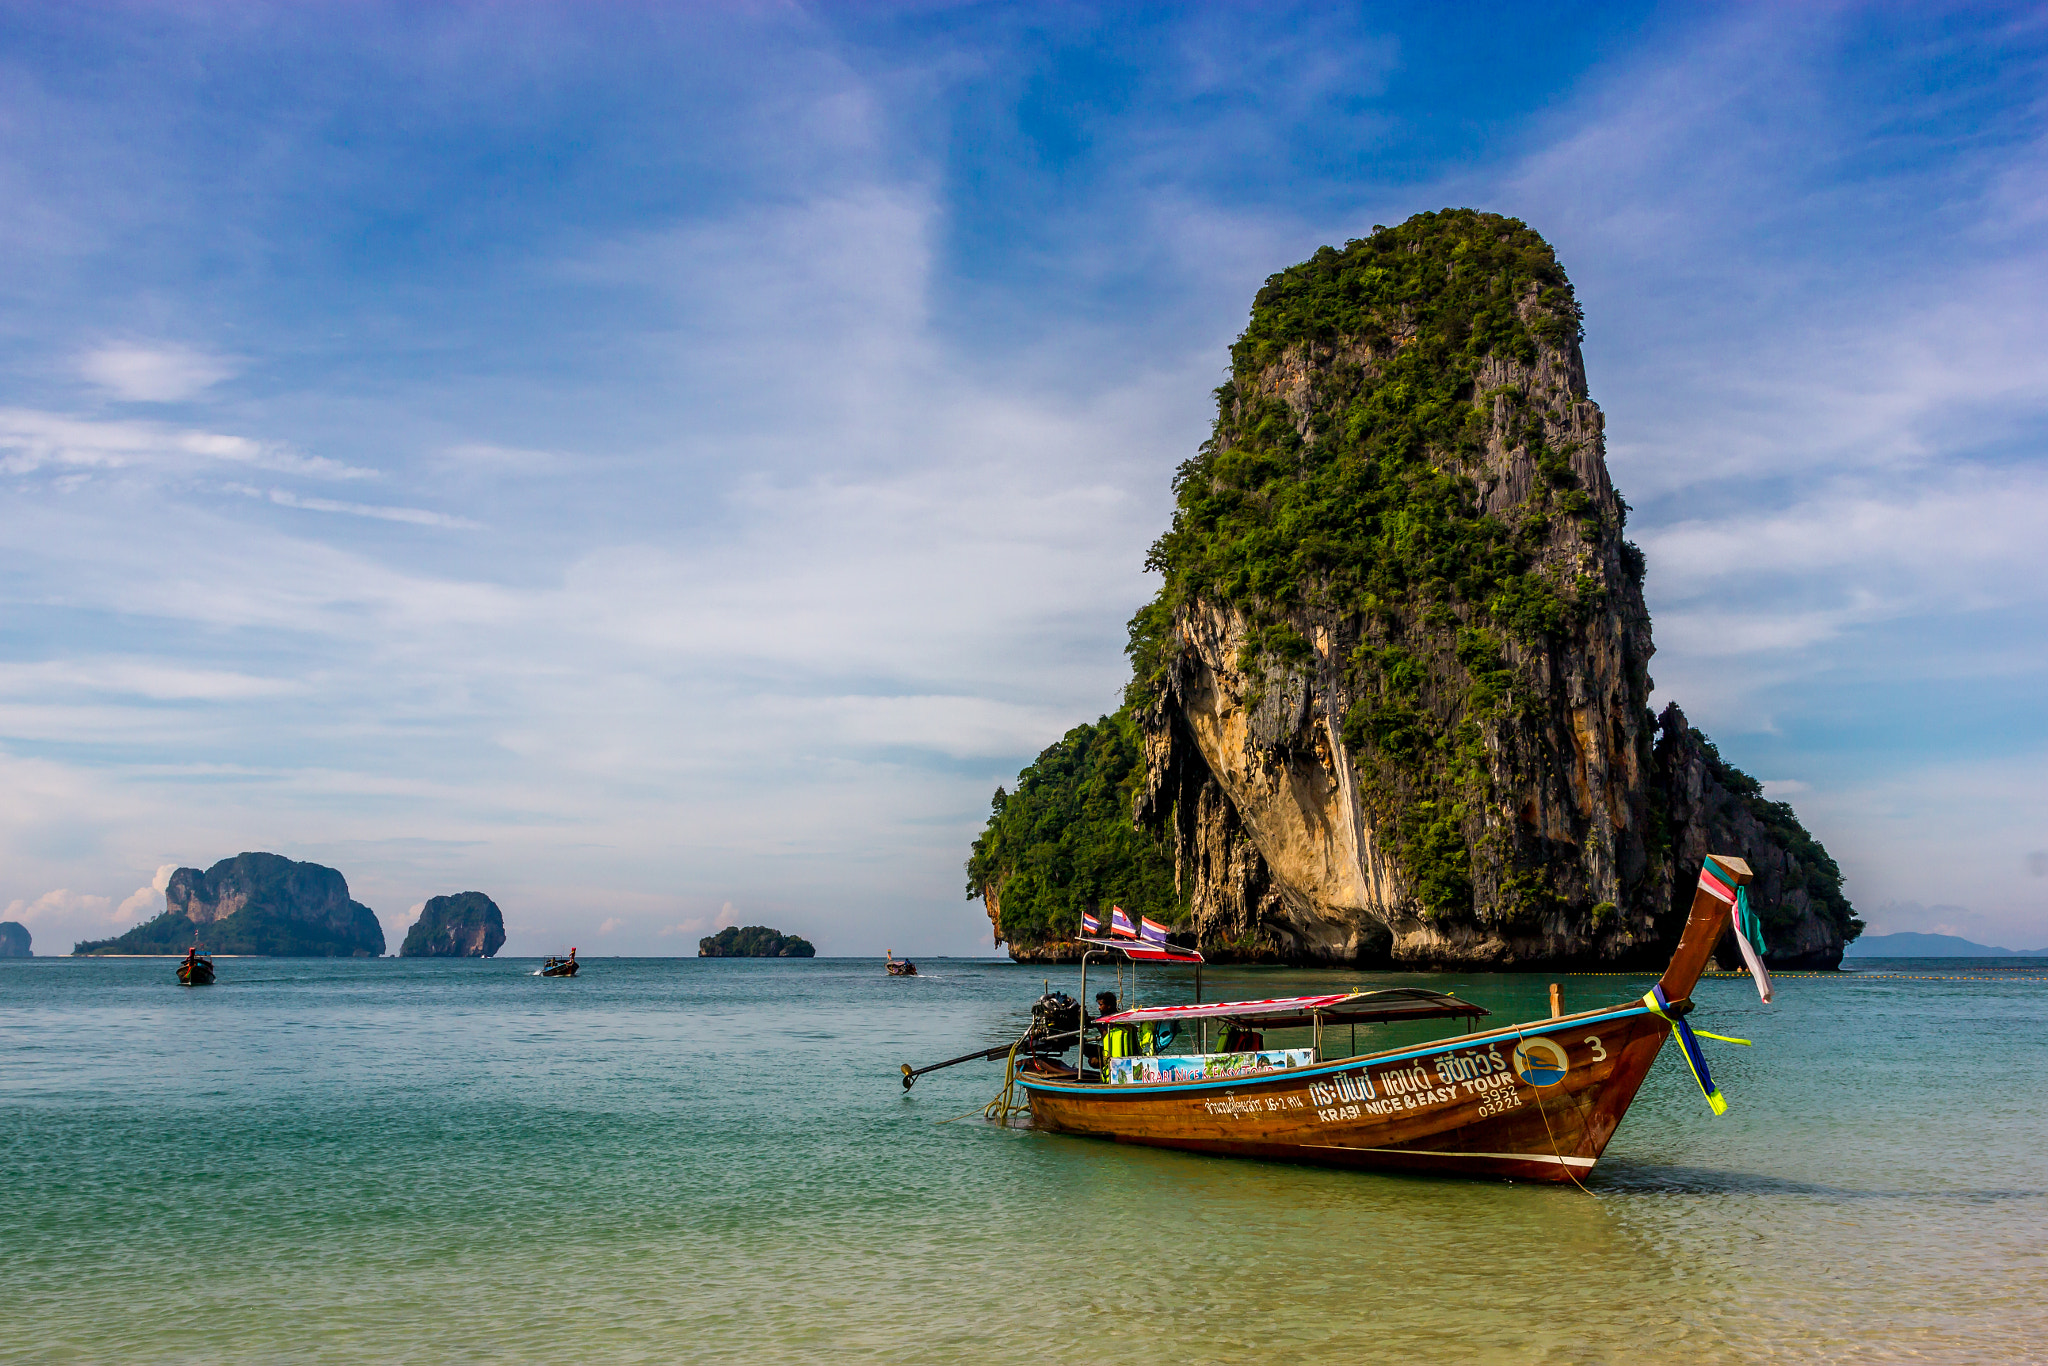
1028,991 -> 1080,1051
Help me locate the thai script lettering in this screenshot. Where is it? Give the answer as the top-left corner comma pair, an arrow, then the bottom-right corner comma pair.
1378,1062 -> 1437,1097
1307,1069 -> 1376,1107
1200,1090 -> 1308,1119
1433,1047 -> 1507,1085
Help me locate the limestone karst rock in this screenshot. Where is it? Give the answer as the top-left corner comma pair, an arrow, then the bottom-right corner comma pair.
0,920 -> 29,957
72,853 -> 386,957
696,925 -> 816,957
399,892 -> 506,958
970,210 -> 1859,969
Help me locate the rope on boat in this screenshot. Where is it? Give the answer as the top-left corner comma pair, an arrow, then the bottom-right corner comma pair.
929,1035 -> 1034,1125
1516,1026 -> 1595,1198
983,1037 -> 1031,1124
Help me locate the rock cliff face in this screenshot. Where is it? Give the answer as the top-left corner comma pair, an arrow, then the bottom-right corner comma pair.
400,892 -> 506,958
73,853 -> 386,956
1652,704 -> 1855,969
972,210 -> 1856,969
0,920 -> 29,957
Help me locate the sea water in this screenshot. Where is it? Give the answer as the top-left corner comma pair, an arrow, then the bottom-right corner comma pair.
3,955 -> 2043,1363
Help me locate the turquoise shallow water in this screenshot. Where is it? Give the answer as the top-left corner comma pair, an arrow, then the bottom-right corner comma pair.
4,955 -> 2045,1363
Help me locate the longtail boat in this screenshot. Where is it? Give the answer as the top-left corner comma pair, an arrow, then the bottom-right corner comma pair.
1004,855 -> 1765,1183
176,952 -> 216,986
540,949 -> 579,977
885,951 -> 918,977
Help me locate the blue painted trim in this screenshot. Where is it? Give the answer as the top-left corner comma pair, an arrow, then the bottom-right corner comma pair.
1016,1004 -> 1661,1098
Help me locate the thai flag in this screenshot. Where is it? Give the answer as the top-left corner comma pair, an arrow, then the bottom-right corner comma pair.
1139,916 -> 1169,946
1109,906 -> 1137,938
1079,910 -> 1101,935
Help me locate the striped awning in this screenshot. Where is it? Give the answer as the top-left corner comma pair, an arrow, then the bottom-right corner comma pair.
1097,988 -> 1486,1029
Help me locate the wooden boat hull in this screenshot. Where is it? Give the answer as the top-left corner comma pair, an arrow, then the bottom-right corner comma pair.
1018,1002 -> 1671,1182
541,961 -> 579,977
1010,856 -> 1755,1183
177,961 -> 215,986
887,962 -> 917,976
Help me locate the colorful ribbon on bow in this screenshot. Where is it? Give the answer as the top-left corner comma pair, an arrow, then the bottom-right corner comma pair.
1642,983 -> 1751,1116
1697,857 -> 1774,1004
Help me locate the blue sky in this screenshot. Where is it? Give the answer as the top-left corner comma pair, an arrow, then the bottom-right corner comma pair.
3,2 -> 2045,955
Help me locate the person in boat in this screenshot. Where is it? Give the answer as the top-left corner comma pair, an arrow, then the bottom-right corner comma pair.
1094,991 -> 1139,1064
182,946 -> 200,971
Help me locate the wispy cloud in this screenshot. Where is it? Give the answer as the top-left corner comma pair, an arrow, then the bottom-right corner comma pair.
262,488 -> 481,529
77,343 -> 238,402
0,409 -> 376,480
0,660 -> 300,702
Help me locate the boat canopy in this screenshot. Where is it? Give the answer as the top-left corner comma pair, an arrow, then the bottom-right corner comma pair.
1072,936 -> 1204,964
1096,987 -> 1486,1031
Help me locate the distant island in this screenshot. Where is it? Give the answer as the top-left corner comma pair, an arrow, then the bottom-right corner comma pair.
73,853 -> 385,957
400,892 -> 506,957
698,925 -> 816,958
0,921 -> 29,957
1845,932 -> 2048,958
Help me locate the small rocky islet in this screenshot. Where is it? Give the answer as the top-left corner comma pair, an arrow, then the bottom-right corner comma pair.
0,920 -> 30,957
399,892 -> 506,958
696,925 -> 816,958
969,210 -> 1861,972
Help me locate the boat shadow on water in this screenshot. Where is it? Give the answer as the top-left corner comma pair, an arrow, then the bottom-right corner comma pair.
1592,1163 -> 2048,1202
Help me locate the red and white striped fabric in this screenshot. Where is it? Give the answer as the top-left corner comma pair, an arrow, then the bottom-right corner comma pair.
1700,857 -> 1773,1004
1138,916 -> 1169,946
1109,906 -> 1137,938
1697,862 -> 1737,905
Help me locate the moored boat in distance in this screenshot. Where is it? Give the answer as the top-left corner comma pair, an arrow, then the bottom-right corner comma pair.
540,948 -> 579,977
176,948 -> 215,986
960,855 -> 1765,1183
885,950 -> 917,977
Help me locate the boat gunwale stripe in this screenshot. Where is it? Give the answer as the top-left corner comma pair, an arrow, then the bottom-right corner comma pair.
1013,1003 -> 1657,1097
1300,1145 -> 1597,1168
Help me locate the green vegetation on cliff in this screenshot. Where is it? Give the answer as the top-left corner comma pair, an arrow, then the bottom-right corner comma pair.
1135,209 -> 1596,669
75,906 -> 379,956
964,709 -> 1181,947
1132,209 -> 1627,920
697,925 -> 815,957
